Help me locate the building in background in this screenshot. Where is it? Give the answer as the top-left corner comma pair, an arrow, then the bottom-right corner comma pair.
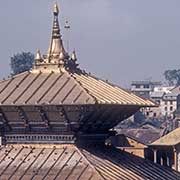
131,81 -> 178,119
148,88 -> 177,118
107,134 -> 148,158
131,80 -> 162,98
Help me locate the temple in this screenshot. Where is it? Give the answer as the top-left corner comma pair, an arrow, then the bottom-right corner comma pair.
0,2 -> 179,180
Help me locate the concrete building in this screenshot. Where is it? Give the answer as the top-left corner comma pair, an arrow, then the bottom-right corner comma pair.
131,80 -> 161,98
132,85 -> 178,119
147,92 -> 177,118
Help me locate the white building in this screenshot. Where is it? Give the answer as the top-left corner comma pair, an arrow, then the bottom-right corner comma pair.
131,81 -> 162,99
147,87 -> 177,118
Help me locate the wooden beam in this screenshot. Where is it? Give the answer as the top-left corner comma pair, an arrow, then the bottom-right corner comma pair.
17,106 -> 30,130
37,106 -> 51,129
56,105 -> 71,132
0,107 -> 11,131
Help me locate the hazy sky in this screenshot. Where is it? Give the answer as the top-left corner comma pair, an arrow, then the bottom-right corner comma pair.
0,0 -> 180,87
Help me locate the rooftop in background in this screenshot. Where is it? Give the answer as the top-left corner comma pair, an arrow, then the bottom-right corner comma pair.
131,80 -> 162,98
116,128 -> 161,145
150,91 -> 165,98
153,86 -> 174,93
151,127 -> 180,146
131,81 -> 162,86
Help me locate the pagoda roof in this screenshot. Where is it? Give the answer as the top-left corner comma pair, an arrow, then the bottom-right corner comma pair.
0,144 -> 179,180
0,69 -> 155,106
0,3 -> 155,108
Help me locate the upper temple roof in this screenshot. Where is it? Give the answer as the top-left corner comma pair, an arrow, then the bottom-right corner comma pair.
0,70 -> 155,106
0,3 -> 155,107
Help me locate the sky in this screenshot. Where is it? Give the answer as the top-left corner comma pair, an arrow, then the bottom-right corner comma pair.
0,0 -> 180,88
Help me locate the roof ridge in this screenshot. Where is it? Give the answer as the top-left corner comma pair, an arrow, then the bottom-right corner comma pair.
0,71 -> 30,84
75,146 -> 104,179
70,72 -> 98,104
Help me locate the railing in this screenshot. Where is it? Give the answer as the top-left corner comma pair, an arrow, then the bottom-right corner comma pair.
5,134 -> 75,143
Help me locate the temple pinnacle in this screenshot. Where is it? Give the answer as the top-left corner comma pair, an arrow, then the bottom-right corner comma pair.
47,1 -> 67,62
33,2 -> 69,72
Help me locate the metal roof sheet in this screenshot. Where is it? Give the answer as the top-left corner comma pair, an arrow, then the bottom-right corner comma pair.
0,70 -> 155,107
0,144 -> 179,180
150,91 -> 164,98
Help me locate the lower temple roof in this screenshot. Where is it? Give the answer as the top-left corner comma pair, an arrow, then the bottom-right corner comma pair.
0,144 -> 179,180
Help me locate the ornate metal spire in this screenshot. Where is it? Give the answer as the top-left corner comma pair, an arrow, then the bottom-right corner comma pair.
47,2 -> 67,61
33,2 -> 69,73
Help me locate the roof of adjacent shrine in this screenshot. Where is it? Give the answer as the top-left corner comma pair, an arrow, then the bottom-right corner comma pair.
151,127 -> 180,146
0,3 -> 155,107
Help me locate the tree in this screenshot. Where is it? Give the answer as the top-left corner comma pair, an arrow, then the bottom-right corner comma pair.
164,69 -> 180,86
10,52 -> 34,75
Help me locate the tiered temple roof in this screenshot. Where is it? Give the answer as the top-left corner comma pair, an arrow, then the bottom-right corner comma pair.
0,2 -> 155,137
0,3 -> 154,107
0,2 -> 179,180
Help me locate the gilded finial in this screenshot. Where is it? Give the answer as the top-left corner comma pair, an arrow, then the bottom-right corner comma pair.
54,2 -> 59,15
35,49 -> 42,60
47,1 -> 67,62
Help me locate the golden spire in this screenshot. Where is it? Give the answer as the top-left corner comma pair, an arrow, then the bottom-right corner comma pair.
54,1 -> 59,15
47,2 -> 67,61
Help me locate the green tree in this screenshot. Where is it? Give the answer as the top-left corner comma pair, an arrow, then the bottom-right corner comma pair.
164,69 -> 180,86
10,52 -> 34,75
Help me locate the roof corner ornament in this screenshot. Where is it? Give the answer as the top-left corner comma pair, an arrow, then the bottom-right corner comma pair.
71,49 -> 77,62
34,50 -> 43,68
66,49 -> 79,71
35,50 -> 42,61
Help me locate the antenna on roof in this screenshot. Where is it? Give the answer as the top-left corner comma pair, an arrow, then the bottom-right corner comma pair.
64,20 -> 70,54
